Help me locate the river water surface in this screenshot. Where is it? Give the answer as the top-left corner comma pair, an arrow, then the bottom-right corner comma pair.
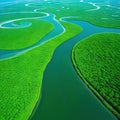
30,19 -> 120,120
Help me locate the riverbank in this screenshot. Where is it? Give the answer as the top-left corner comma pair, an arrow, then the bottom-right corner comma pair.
0,21 -> 82,120
72,33 -> 120,119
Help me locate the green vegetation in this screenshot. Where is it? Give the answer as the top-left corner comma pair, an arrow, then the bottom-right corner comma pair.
0,19 -> 53,49
72,33 -> 120,119
0,21 -> 82,120
34,2 -> 120,28
3,2 -> 120,28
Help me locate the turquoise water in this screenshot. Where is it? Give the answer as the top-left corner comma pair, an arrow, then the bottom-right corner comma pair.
0,14 -> 64,60
30,19 -> 120,120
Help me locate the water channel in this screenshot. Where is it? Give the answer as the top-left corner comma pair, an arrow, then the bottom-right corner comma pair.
30,19 -> 120,120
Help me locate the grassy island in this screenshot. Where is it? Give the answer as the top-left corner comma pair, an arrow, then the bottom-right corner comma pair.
0,19 -> 53,49
72,33 -> 120,119
0,21 -> 82,120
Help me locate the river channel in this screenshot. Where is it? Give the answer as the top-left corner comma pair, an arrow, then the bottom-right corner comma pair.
30,19 -> 120,120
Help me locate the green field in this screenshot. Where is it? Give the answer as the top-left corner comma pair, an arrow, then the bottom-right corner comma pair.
0,20 -> 53,49
0,21 -> 82,120
72,33 -> 120,119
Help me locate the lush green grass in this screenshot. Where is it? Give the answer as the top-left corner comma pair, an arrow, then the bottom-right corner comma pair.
0,21 -> 82,120
72,33 -> 120,119
0,19 -> 53,49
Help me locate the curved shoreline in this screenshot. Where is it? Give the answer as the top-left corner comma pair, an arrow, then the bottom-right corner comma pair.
72,35 -> 120,119
29,21 -> 82,120
0,20 -> 82,120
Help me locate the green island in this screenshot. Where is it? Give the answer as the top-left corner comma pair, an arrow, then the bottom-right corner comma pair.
0,21 -> 82,120
72,33 -> 120,119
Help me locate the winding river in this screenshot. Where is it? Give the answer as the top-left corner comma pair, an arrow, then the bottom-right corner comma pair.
0,12 -> 120,120
0,13 -> 64,60
29,18 -> 120,120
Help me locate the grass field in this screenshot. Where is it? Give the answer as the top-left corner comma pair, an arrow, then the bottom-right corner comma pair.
0,19 -> 53,49
72,33 -> 120,119
0,21 -> 82,120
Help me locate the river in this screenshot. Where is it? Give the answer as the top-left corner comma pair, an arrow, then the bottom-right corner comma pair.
30,19 -> 120,120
